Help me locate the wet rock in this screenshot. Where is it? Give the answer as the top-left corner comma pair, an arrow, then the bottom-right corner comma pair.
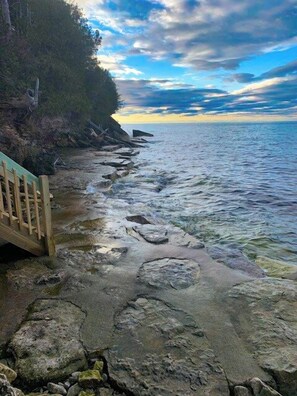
108,298 -> 229,395
99,388 -> 113,396
100,159 -> 134,169
35,272 -> 65,286
10,299 -> 87,383
234,386 -> 252,396
0,363 -> 17,383
208,246 -> 265,278
132,129 -> 154,138
126,215 -> 151,225
114,148 -> 140,157
133,225 -> 168,244
93,360 -> 104,374
78,370 -> 102,389
138,258 -> 200,289
0,373 -> 24,396
229,279 -> 297,396
47,383 -> 67,395
6,261 -> 51,289
67,383 -> 82,396
78,391 -> 95,396
250,377 -> 282,395
168,228 -> 204,249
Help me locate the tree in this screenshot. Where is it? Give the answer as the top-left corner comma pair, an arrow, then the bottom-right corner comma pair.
1,0 -> 12,36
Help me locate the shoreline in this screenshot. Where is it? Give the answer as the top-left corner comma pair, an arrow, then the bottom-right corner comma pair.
0,138 -> 297,396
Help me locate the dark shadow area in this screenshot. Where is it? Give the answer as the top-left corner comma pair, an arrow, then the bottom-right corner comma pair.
0,243 -> 32,265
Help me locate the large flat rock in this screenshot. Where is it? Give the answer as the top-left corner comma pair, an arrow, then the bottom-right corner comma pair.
10,299 -> 87,384
138,258 -> 200,289
229,279 -> 297,396
108,297 -> 229,395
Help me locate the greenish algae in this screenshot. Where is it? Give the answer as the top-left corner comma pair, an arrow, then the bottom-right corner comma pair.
256,256 -> 297,278
93,360 -> 104,373
45,282 -> 64,296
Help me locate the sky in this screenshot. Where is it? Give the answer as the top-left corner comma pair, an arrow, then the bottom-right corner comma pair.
76,0 -> 297,123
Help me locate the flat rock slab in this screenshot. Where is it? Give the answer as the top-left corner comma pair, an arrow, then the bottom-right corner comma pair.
113,148 -> 140,157
126,215 -> 151,225
133,225 -> 169,244
138,258 -> 200,289
108,297 -> 229,395
99,159 -> 134,169
10,299 -> 87,383
229,278 -> 297,396
132,223 -> 204,248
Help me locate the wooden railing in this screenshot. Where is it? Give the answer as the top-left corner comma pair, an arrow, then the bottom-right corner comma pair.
0,152 -> 55,256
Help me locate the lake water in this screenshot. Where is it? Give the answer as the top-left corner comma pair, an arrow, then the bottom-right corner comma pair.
113,122 -> 297,265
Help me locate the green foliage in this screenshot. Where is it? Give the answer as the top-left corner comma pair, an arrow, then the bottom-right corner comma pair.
0,0 -> 120,123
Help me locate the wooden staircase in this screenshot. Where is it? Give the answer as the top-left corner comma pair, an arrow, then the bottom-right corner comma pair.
0,152 -> 55,256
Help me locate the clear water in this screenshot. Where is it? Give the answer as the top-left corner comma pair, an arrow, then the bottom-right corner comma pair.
114,122 -> 297,265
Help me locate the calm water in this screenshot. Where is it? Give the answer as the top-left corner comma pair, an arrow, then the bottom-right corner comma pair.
114,123 -> 297,265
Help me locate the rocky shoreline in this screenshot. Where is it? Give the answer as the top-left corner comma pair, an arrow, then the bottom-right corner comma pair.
0,132 -> 297,396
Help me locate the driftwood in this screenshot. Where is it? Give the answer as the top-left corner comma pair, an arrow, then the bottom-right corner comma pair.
0,78 -> 39,111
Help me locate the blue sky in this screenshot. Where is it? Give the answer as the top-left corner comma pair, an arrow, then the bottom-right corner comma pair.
77,0 -> 297,122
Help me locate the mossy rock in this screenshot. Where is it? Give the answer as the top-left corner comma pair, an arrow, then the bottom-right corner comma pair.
79,391 -> 96,396
78,369 -> 102,388
93,360 -> 104,374
256,256 -> 297,278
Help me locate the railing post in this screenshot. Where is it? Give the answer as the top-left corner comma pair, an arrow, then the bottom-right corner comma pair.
39,175 -> 55,256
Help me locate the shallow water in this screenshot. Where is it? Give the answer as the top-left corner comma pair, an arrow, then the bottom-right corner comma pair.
111,122 -> 297,265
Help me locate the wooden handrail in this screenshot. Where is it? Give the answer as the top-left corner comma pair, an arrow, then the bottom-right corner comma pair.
0,152 -> 55,256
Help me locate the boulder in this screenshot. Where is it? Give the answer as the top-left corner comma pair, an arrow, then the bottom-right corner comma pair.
47,382 -> 67,395
66,383 -> 82,396
0,373 -> 24,396
250,377 -> 282,395
10,299 -> 87,384
234,386 -> 252,396
0,363 -> 17,383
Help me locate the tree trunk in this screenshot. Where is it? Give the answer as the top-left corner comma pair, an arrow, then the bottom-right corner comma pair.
1,0 -> 12,34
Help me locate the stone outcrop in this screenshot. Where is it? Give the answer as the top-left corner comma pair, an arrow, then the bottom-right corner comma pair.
132,129 -> 154,138
10,299 -> 87,384
229,279 -> 297,396
108,297 -> 229,395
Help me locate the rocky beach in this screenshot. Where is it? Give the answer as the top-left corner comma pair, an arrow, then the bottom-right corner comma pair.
0,132 -> 297,396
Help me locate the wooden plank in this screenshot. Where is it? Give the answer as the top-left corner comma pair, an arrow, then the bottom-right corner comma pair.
13,169 -> 24,231
2,161 -> 13,225
39,176 -> 55,256
0,152 -> 40,188
32,181 -> 41,240
0,218 -> 45,256
0,180 -> 4,219
22,175 -> 32,235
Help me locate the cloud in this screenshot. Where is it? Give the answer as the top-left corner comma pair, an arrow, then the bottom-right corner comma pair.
229,60 -> 297,83
129,0 -> 297,70
116,73 -> 297,116
97,54 -> 143,77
